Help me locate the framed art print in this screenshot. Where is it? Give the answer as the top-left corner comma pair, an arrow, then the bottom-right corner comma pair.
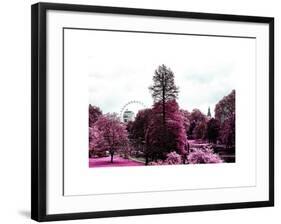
31,2 -> 274,222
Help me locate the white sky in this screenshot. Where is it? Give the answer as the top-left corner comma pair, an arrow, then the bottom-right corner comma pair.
70,29 -> 255,116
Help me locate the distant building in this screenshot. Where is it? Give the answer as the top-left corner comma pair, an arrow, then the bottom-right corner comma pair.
207,106 -> 211,118
123,110 -> 135,123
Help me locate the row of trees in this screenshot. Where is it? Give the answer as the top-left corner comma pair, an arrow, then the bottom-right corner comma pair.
180,89 -> 235,147
89,64 -> 235,164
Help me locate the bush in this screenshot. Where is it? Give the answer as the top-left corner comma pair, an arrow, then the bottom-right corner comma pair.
165,151 -> 182,164
187,149 -> 223,164
148,151 -> 183,166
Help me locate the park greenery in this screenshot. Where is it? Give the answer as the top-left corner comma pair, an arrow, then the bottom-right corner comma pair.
89,64 -> 235,167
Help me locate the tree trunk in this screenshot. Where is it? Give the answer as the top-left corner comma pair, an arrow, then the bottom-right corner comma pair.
110,151 -> 114,163
145,129 -> 150,166
145,154 -> 149,165
162,86 -> 166,128
162,83 -> 166,151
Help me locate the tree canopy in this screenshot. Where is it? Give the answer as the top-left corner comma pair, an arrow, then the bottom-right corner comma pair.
89,104 -> 102,127
89,113 -> 129,162
215,90 -> 235,146
149,64 -> 179,103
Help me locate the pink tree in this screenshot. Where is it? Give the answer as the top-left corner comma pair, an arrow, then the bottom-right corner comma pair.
147,100 -> 187,161
149,65 -> 179,150
215,90 -> 235,146
180,109 -> 191,136
89,104 -> 102,127
89,126 -> 106,158
90,113 -> 129,163
186,109 -> 207,139
193,120 -> 207,140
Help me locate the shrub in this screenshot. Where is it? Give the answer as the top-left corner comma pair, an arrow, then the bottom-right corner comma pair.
148,151 -> 184,166
187,149 -> 223,164
165,151 -> 182,164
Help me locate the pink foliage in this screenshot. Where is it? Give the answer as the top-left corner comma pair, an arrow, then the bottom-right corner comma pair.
89,104 -> 102,127
215,90 -> 235,146
189,109 -> 207,139
88,65 -> 235,167
89,126 -> 104,151
89,113 -> 129,160
165,151 -> 182,164
147,151 -> 182,166
147,65 -> 185,159
187,149 -> 223,164
180,109 -> 191,133
190,109 -> 207,124
148,100 -> 187,156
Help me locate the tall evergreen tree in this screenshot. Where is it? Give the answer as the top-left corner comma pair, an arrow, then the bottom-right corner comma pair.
149,64 -> 179,128
149,65 -> 179,151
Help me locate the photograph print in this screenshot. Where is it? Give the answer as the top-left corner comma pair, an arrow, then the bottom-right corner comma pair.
87,29 -> 241,168
31,4 -> 274,221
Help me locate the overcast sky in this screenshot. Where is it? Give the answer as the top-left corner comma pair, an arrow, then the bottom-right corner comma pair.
80,29 -> 255,116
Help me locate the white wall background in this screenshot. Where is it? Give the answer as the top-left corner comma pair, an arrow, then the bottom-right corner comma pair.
0,0 -> 279,223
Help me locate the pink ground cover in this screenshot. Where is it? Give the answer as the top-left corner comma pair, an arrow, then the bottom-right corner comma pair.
89,155 -> 144,168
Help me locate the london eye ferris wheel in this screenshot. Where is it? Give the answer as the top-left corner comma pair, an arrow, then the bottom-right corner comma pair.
119,100 -> 147,123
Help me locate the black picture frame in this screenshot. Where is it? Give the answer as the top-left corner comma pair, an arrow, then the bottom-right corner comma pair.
31,2 -> 274,222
